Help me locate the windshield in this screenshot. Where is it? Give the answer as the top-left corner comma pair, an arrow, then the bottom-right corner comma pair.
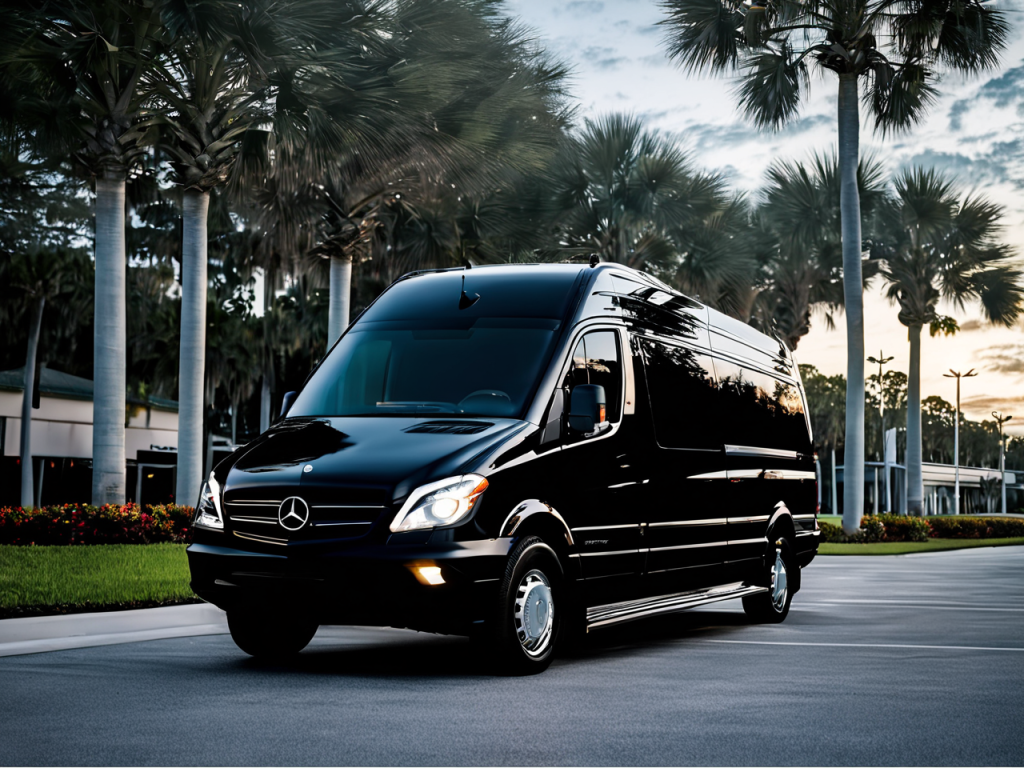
289,318 -> 562,418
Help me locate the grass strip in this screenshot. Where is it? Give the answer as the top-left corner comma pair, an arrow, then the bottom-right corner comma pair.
819,537 -> 1024,555
0,543 -> 197,618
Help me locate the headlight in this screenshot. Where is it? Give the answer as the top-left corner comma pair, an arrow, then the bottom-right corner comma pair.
389,474 -> 489,533
194,473 -> 224,531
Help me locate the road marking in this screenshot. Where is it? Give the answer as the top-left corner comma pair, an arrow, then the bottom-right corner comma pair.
705,639 -> 1024,653
800,601 -> 1024,612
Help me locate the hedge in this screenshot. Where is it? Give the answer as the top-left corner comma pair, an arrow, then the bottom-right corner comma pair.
0,504 -> 194,546
819,514 -> 1024,544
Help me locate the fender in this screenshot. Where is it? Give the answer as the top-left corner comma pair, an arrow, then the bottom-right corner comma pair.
767,501 -> 796,537
500,499 -> 574,547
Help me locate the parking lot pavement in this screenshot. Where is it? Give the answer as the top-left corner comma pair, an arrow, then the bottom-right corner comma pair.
1,546 -> 1022,766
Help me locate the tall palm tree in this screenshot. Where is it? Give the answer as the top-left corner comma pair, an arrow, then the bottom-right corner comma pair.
550,113 -> 755,315
877,168 -> 1022,515
660,0 -> 1010,533
310,0 -> 573,346
3,0 -> 161,504
754,153 -> 887,349
143,0 -> 272,503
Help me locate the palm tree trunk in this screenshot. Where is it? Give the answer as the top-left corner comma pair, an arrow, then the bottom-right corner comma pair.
906,323 -> 923,515
175,189 -> 210,505
328,254 -> 352,349
19,296 -> 45,508
92,173 -> 127,505
230,399 -> 238,445
838,74 -> 865,536
260,271 -> 272,433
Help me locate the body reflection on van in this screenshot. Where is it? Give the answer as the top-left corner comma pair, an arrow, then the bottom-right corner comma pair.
187,263 -> 820,673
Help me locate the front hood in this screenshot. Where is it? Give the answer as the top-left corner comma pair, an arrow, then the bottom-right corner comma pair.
218,416 -> 526,505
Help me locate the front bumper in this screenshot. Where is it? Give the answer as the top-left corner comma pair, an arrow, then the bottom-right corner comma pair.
187,536 -> 515,635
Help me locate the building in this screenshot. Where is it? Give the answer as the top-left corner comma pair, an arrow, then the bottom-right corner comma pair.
834,460 -> 1021,516
0,367 -> 179,507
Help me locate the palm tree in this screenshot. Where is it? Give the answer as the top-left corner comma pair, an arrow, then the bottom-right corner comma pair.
3,0 -> 161,504
877,168 -> 1023,515
754,153 -> 887,349
660,0 -> 1010,533
550,113 -> 755,316
309,0 -> 573,346
142,0 -> 272,503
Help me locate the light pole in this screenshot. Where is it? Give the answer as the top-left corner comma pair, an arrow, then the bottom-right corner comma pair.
943,368 -> 977,515
992,411 -> 1013,515
867,352 -> 894,513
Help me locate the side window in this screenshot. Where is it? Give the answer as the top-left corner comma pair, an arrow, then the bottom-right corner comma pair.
641,339 -> 720,450
564,331 -> 623,423
715,360 -> 809,451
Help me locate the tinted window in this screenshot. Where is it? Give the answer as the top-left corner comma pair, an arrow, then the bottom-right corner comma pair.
715,360 -> 808,451
360,268 -> 580,323
564,331 -> 622,423
289,318 -> 560,419
641,339 -> 720,449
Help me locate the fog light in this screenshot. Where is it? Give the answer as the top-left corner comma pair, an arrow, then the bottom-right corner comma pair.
409,564 -> 445,586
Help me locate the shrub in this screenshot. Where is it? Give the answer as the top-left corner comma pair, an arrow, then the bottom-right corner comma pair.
930,516 -> 1024,540
819,521 -> 844,542
0,504 -> 194,546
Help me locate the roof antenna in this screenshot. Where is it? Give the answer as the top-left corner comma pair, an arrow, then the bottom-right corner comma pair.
589,254 -> 600,268
459,274 -> 480,310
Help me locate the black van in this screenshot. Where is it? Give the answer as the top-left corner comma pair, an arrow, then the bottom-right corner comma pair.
188,263 -> 819,673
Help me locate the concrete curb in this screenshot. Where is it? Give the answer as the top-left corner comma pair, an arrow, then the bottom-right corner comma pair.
0,603 -> 228,658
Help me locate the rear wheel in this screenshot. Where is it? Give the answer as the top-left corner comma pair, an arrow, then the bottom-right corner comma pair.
227,609 -> 319,658
742,536 -> 794,623
485,536 -> 563,675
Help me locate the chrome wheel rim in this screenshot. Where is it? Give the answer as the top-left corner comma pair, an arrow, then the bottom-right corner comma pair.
771,549 -> 788,611
514,569 -> 554,657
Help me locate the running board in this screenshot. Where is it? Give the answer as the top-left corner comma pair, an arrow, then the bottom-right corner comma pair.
586,582 -> 768,631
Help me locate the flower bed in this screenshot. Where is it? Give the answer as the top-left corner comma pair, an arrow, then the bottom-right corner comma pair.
820,514 -> 1024,544
0,504 -> 194,546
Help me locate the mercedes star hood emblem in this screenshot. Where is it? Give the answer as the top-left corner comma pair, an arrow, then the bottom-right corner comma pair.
278,496 -> 310,531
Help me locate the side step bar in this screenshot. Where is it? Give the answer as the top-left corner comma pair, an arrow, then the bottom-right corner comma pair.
586,582 -> 768,631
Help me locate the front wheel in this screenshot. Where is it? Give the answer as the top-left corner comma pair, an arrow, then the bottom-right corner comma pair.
485,536 -> 563,675
227,609 -> 319,659
742,537 -> 794,623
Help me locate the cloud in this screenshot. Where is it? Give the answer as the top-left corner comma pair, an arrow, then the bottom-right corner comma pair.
593,56 -> 628,71
948,61 -> 1024,130
960,319 -> 983,332
902,146 -> 1024,191
555,1 -> 604,15
975,343 -> 1024,374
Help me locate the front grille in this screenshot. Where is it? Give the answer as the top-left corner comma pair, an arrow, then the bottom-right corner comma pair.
224,485 -> 389,543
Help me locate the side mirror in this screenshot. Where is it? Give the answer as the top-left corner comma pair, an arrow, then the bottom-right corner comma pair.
568,384 -> 607,434
280,391 -> 298,419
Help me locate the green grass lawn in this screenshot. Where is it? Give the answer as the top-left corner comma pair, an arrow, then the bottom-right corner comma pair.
0,543 -> 196,617
819,537 -> 1024,555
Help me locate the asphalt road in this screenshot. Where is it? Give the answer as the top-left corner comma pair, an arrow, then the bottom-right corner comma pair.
2,547 -> 1023,766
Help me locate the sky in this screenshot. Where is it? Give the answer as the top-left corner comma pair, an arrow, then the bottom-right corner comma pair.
509,0 -> 1024,435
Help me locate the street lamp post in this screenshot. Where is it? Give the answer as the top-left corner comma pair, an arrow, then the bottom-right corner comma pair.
992,411 -> 1013,515
943,368 -> 977,515
867,352 -> 894,513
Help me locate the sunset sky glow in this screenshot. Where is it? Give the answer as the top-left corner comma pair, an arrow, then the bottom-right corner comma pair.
511,0 -> 1024,434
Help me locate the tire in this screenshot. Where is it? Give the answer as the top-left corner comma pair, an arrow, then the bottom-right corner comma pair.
742,535 -> 794,623
227,609 -> 319,659
485,536 -> 563,675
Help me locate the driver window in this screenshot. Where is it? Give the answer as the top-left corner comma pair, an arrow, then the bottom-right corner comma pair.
564,331 -> 623,423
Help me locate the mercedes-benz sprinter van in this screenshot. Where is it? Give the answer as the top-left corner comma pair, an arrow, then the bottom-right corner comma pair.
188,263 -> 820,673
